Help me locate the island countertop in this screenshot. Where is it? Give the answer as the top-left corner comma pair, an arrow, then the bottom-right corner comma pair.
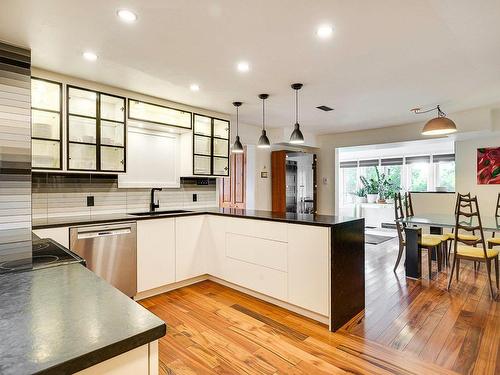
32,207 -> 359,229
0,263 -> 166,375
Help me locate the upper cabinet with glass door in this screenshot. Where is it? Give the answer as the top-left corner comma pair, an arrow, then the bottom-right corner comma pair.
31,78 -> 62,170
128,99 -> 192,129
67,86 -> 126,172
192,114 -> 230,176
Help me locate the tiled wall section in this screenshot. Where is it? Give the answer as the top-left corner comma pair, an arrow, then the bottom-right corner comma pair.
0,42 -> 31,246
32,174 -> 218,219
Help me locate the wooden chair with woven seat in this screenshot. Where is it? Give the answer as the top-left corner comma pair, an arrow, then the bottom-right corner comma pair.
394,192 -> 444,278
447,193 -> 499,299
405,191 -> 448,268
443,193 -> 480,266
486,193 -> 500,249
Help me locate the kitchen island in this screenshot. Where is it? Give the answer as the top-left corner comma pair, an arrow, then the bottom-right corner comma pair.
33,209 -> 365,332
0,263 -> 165,375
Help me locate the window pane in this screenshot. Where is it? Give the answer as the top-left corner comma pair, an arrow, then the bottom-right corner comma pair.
213,119 -> 229,139
32,139 -> 60,169
69,143 -> 96,170
101,146 -> 125,171
100,94 -> 125,122
436,161 -> 455,191
194,115 -> 211,136
409,163 -> 428,192
101,121 -> 124,147
32,109 -> 60,140
68,87 -> 97,117
32,79 -> 60,111
342,167 -> 357,204
68,115 -> 97,143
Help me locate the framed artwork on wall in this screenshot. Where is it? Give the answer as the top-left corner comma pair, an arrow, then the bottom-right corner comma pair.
477,147 -> 500,184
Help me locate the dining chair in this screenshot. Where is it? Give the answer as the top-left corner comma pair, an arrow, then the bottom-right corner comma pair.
447,194 -> 499,299
444,193 -> 480,265
394,192 -> 444,278
487,193 -> 500,249
405,191 -> 448,266
404,192 -> 414,218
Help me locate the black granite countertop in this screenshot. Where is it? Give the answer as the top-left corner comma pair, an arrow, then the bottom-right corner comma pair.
33,208 -> 359,229
0,263 -> 166,375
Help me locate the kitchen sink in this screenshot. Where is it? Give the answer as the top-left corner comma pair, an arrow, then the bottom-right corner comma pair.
129,210 -> 193,216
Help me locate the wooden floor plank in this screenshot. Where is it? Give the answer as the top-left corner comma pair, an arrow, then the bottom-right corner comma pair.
141,237 -> 498,374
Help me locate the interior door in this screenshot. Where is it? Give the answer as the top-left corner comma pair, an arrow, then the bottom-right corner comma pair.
219,150 -> 246,208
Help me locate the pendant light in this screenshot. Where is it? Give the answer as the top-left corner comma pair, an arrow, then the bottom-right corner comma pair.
232,101 -> 244,153
290,83 -> 305,144
257,94 -> 271,148
412,105 -> 457,136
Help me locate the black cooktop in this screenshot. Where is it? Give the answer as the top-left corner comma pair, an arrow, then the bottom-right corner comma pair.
0,238 -> 85,274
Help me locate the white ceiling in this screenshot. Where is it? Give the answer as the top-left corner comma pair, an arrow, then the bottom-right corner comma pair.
2,0 -> 500,134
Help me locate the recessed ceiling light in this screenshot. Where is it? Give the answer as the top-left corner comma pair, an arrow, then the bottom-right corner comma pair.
190,84 -> 200,92
117,9 -> 137,23
237,61 -> 250,72
316,25 -> 334,39
82,51 -> 98,61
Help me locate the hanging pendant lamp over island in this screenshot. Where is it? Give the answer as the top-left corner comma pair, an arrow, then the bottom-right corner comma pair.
257,94 -> 271,148
412,105 -> 457,136
290,83 -> 305,144
232,101 -> 244,153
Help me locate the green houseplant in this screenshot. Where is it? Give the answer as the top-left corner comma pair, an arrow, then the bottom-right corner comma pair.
360,167 -> 400,204
353,187 -> 367,203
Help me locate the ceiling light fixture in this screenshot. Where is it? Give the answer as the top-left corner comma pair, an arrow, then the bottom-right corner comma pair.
190,84 -> 200,92
289,83 -> 305,144
257,94 -> 271,149
412,105 -> 457,136
317,25 -> 333,39
82,51 -> 98,61
117,9 -> 137,23
232,101 -> 244,153
237,61 -> 250,72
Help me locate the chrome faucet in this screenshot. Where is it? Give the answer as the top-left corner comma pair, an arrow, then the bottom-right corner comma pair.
150,188 -> 162,212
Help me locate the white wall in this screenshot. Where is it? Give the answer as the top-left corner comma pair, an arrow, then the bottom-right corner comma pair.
317,104 -> 499,215
455,135 -> 500,213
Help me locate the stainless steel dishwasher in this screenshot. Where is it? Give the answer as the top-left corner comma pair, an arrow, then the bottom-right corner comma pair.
70,222 -> 137,297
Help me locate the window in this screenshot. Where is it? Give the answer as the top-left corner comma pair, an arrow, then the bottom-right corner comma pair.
342,167 -> 358,204
338,152 -> 455,209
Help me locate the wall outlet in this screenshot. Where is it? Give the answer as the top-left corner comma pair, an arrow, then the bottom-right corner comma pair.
192,193 -> 197,202
87,196 -> 95,207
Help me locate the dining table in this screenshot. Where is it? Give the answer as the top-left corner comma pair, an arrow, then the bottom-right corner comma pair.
398,214 -> 500,279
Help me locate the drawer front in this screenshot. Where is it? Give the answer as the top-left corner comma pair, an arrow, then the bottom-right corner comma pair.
226,217 -> 287,242
224,257 -> 287,301
226,233 -> 287,272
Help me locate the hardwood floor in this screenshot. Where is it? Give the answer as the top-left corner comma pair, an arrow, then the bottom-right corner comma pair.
140,237 -> 499,374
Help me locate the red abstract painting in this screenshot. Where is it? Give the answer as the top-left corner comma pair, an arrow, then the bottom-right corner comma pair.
477,147 -> 500,184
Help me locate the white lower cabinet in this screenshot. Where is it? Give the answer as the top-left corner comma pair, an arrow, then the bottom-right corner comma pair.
75,341 -> 158,375
33,227 -> 69,248
137,218 -> 176,293
287,224 -> 329,315
175,216 -> 206,281
135,215 -> 330,317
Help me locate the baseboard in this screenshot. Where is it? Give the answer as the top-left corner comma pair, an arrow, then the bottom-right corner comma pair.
134,275 -> 209,301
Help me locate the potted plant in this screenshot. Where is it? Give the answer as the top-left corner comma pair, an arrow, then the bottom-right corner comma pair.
360,175 -> 379,203
353,187 -> 367,203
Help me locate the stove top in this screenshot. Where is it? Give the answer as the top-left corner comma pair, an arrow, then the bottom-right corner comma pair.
0,238 -> 85,274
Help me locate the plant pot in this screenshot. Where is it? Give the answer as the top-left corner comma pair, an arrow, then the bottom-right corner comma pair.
366,194 -> 378,203
354,196 -> 367,204
377,198 -> 386,204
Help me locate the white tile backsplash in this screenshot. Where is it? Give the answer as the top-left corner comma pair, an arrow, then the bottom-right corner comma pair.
32,174 -> 218,219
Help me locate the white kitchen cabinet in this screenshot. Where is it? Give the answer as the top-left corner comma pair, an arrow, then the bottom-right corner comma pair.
75,342 -> 158,375
175,216 -> 206,281
137,218 -> 176,293
33,227 -> 69,248
118,124 -> 180,188
287,224 -> 329,315
204,215 -> 227,278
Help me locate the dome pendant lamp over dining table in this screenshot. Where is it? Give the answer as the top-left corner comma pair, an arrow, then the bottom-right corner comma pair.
290,83 -> 305,144
232,101 -> 244,153
412,105 -> 457,136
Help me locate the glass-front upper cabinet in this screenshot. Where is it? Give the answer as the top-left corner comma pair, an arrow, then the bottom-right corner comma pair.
67,86 -> 126,172
31,78 -> 62,169
192,114 -> 230,176
128,99 -> 192,129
